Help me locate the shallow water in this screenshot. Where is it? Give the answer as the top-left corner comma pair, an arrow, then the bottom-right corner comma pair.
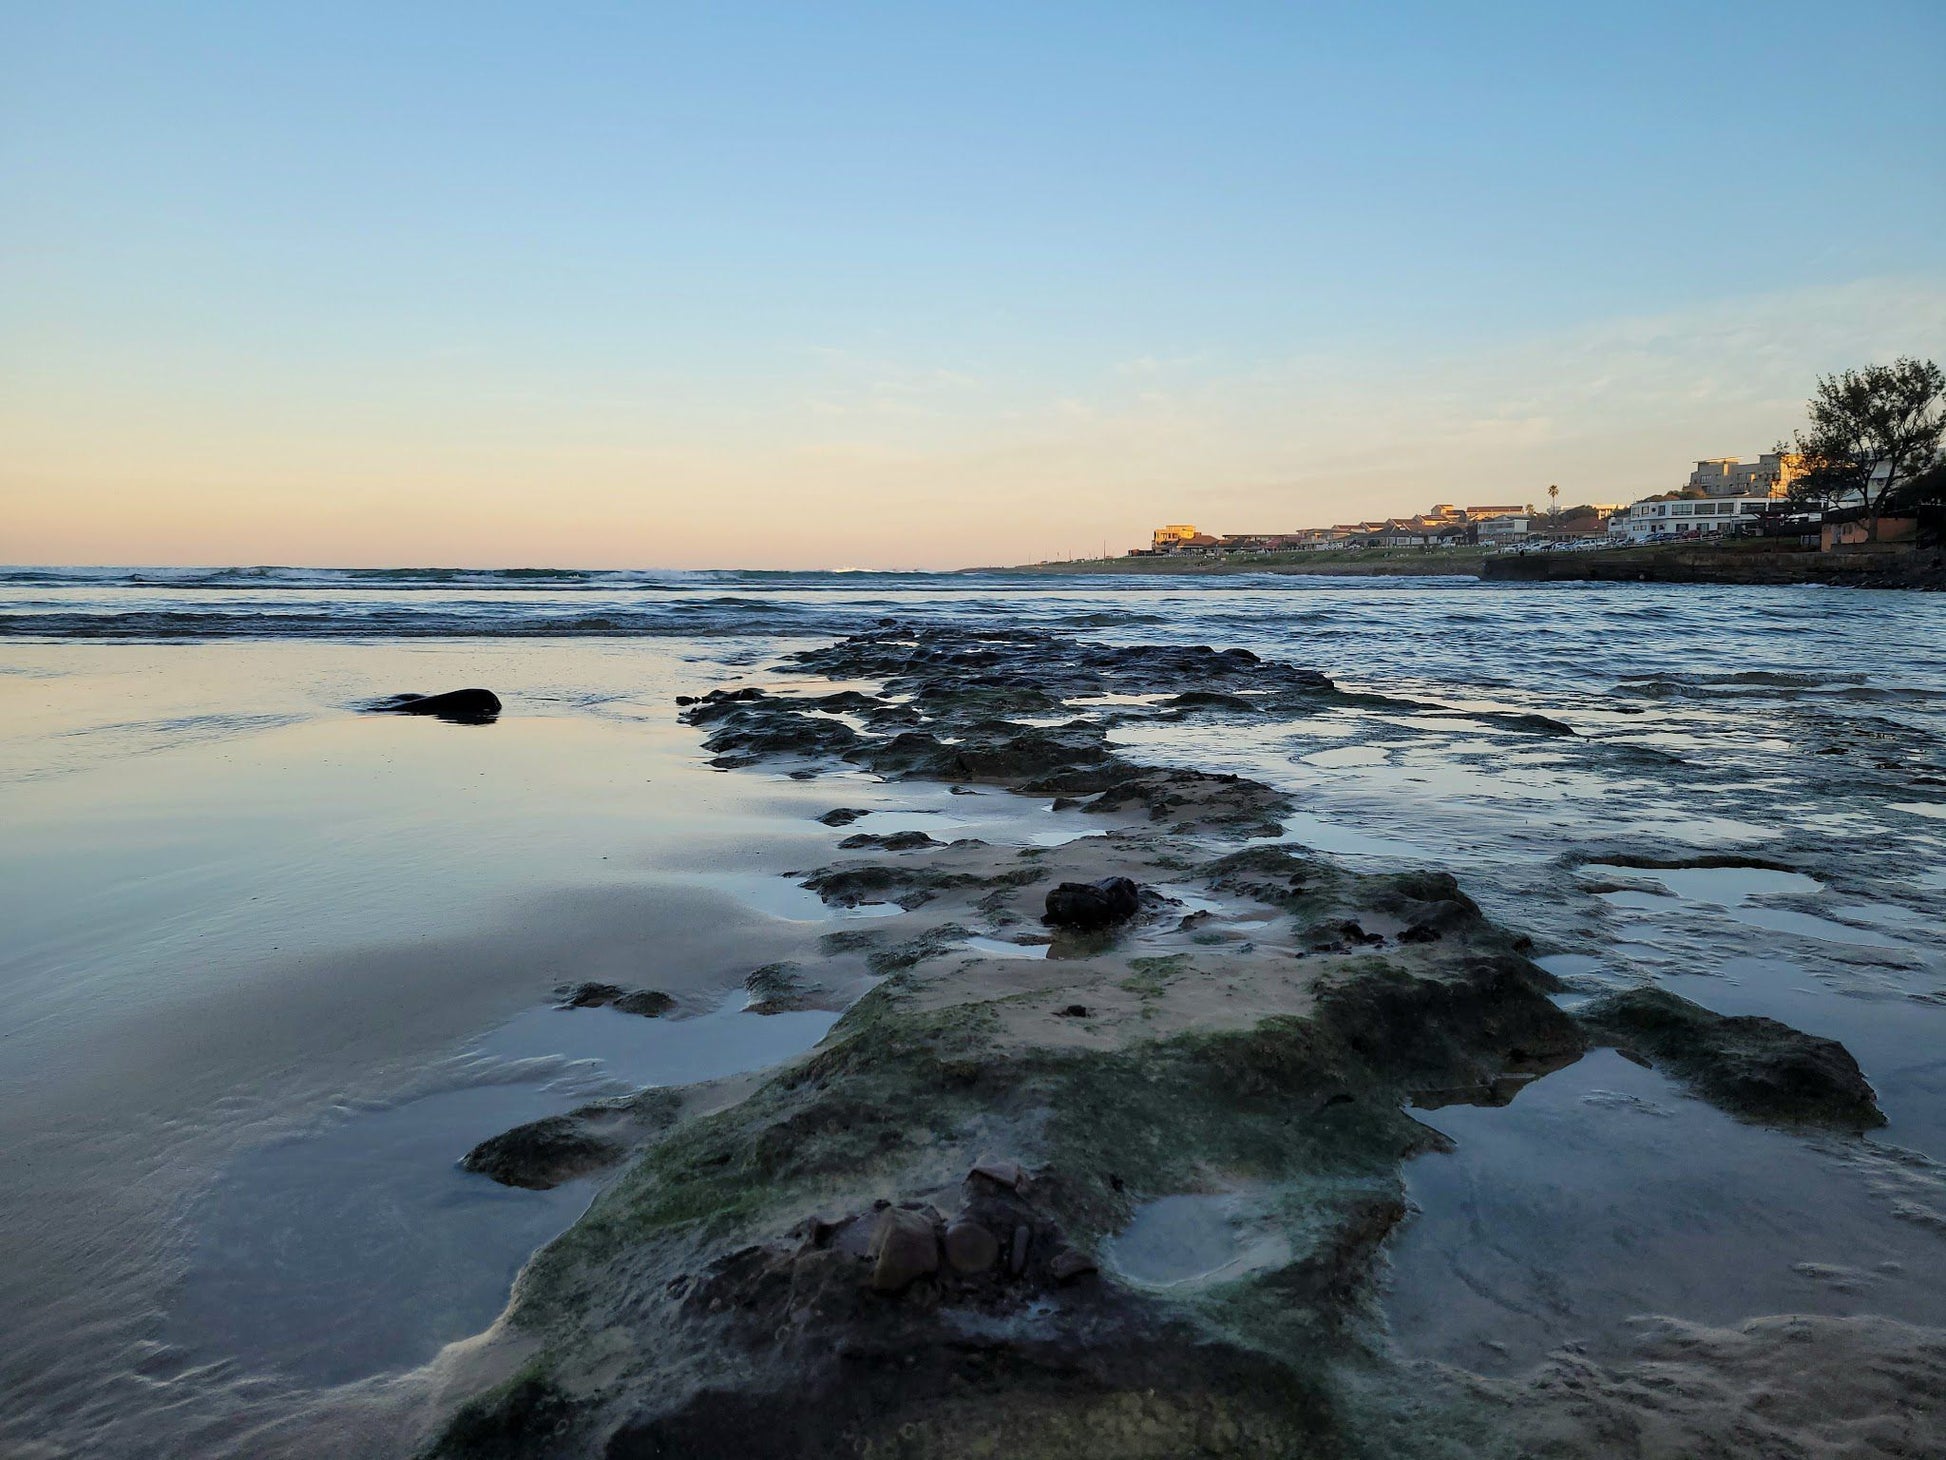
2,570 -> 1943,1451
1387,1051 -> 1946,1375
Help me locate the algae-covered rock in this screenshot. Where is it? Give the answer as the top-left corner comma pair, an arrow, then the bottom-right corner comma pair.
459,1118 -> 623,1191
1579,986 -> 1885,1130
459,1088 -> 682,1191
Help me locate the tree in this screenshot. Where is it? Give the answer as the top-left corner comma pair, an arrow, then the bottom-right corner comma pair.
1781,357 -> 1946,536
1548,483 -> 1560,516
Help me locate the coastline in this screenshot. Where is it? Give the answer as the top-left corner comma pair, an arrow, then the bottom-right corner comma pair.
982,541 -> 1946,589
428,625 -> 1946,1458
6,580 -> 1944,1458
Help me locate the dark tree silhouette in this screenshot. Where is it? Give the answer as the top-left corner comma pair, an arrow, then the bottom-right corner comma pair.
1781,358 -> 1945,535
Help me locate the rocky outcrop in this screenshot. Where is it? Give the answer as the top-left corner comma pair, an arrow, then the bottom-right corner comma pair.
1578,986 -> 1886,1130
430,625 -> 1893,1459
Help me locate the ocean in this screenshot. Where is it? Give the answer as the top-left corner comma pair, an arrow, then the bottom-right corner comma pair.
2,566 -> 1943,1454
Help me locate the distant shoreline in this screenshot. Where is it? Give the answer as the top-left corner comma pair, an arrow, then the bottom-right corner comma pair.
981,541 -> 1945,590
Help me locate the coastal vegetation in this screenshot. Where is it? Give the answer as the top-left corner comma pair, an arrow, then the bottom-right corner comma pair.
1784,357 -> 1946,531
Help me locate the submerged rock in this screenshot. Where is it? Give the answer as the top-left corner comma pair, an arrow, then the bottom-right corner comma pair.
837,830 -> 940,851
744,962 -> 821,1014
460,1088 -> 682,1191
366,688 -> 501,722
555,982 -> 675,1017
1579,987 -> 1885,1130
1043,876 -> 1143,930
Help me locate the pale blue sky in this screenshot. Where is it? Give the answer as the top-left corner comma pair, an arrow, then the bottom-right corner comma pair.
4,1 -> 1943,566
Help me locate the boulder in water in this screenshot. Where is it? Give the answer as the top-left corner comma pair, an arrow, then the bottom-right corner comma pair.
460,1117 -> 623,1190
368,688 -> 502,723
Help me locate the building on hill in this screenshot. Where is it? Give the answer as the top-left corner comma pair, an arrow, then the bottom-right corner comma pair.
1686,454 -> 1800,498
1151,524 -> 1203,551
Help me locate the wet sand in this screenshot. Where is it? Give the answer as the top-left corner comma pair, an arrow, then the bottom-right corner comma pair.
0,640 -> 896,1453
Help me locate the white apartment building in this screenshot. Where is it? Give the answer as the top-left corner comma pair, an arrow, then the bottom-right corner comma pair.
1610,494 -> 1776,542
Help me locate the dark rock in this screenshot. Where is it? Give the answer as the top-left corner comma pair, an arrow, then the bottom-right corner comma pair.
1048,1246 -> 1097,1283
837,830 -> 940,851
811,691 -> 881,711
366,688 -> 501,723
869,1208 -> 939,1292
1473,710 -> 1575,737
1309,919 -> 1384,951
943,1219 -> 1000,1274
817,808 -> 872,827
1054,1004 -> 1090,1018
460,1117 -> 624,1190
1009,1224 -> 1031,1275
744,962 -> 817,1015
555,982 -> 675,1017
612,989 -> 677,1017
1165,690 -> 1259,712
1579,987 -> 1886,1130
1043,876 -> 1143,931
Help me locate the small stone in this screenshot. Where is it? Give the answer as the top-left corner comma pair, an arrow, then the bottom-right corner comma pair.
1009,1224 -> 1031,1276
869,1209 -> 939,1293
969,1156 -> 1024,1191
1049,1247 -> 1097,1283
1054,1004 -> 1089,1018
943,1220 -> 999,1274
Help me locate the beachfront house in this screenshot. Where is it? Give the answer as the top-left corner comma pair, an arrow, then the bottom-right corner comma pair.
1477,514 -> 1531,546
1610,494 -> 1779,542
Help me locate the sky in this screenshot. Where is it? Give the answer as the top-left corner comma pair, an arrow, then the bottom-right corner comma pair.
3,1 -> 1943,569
